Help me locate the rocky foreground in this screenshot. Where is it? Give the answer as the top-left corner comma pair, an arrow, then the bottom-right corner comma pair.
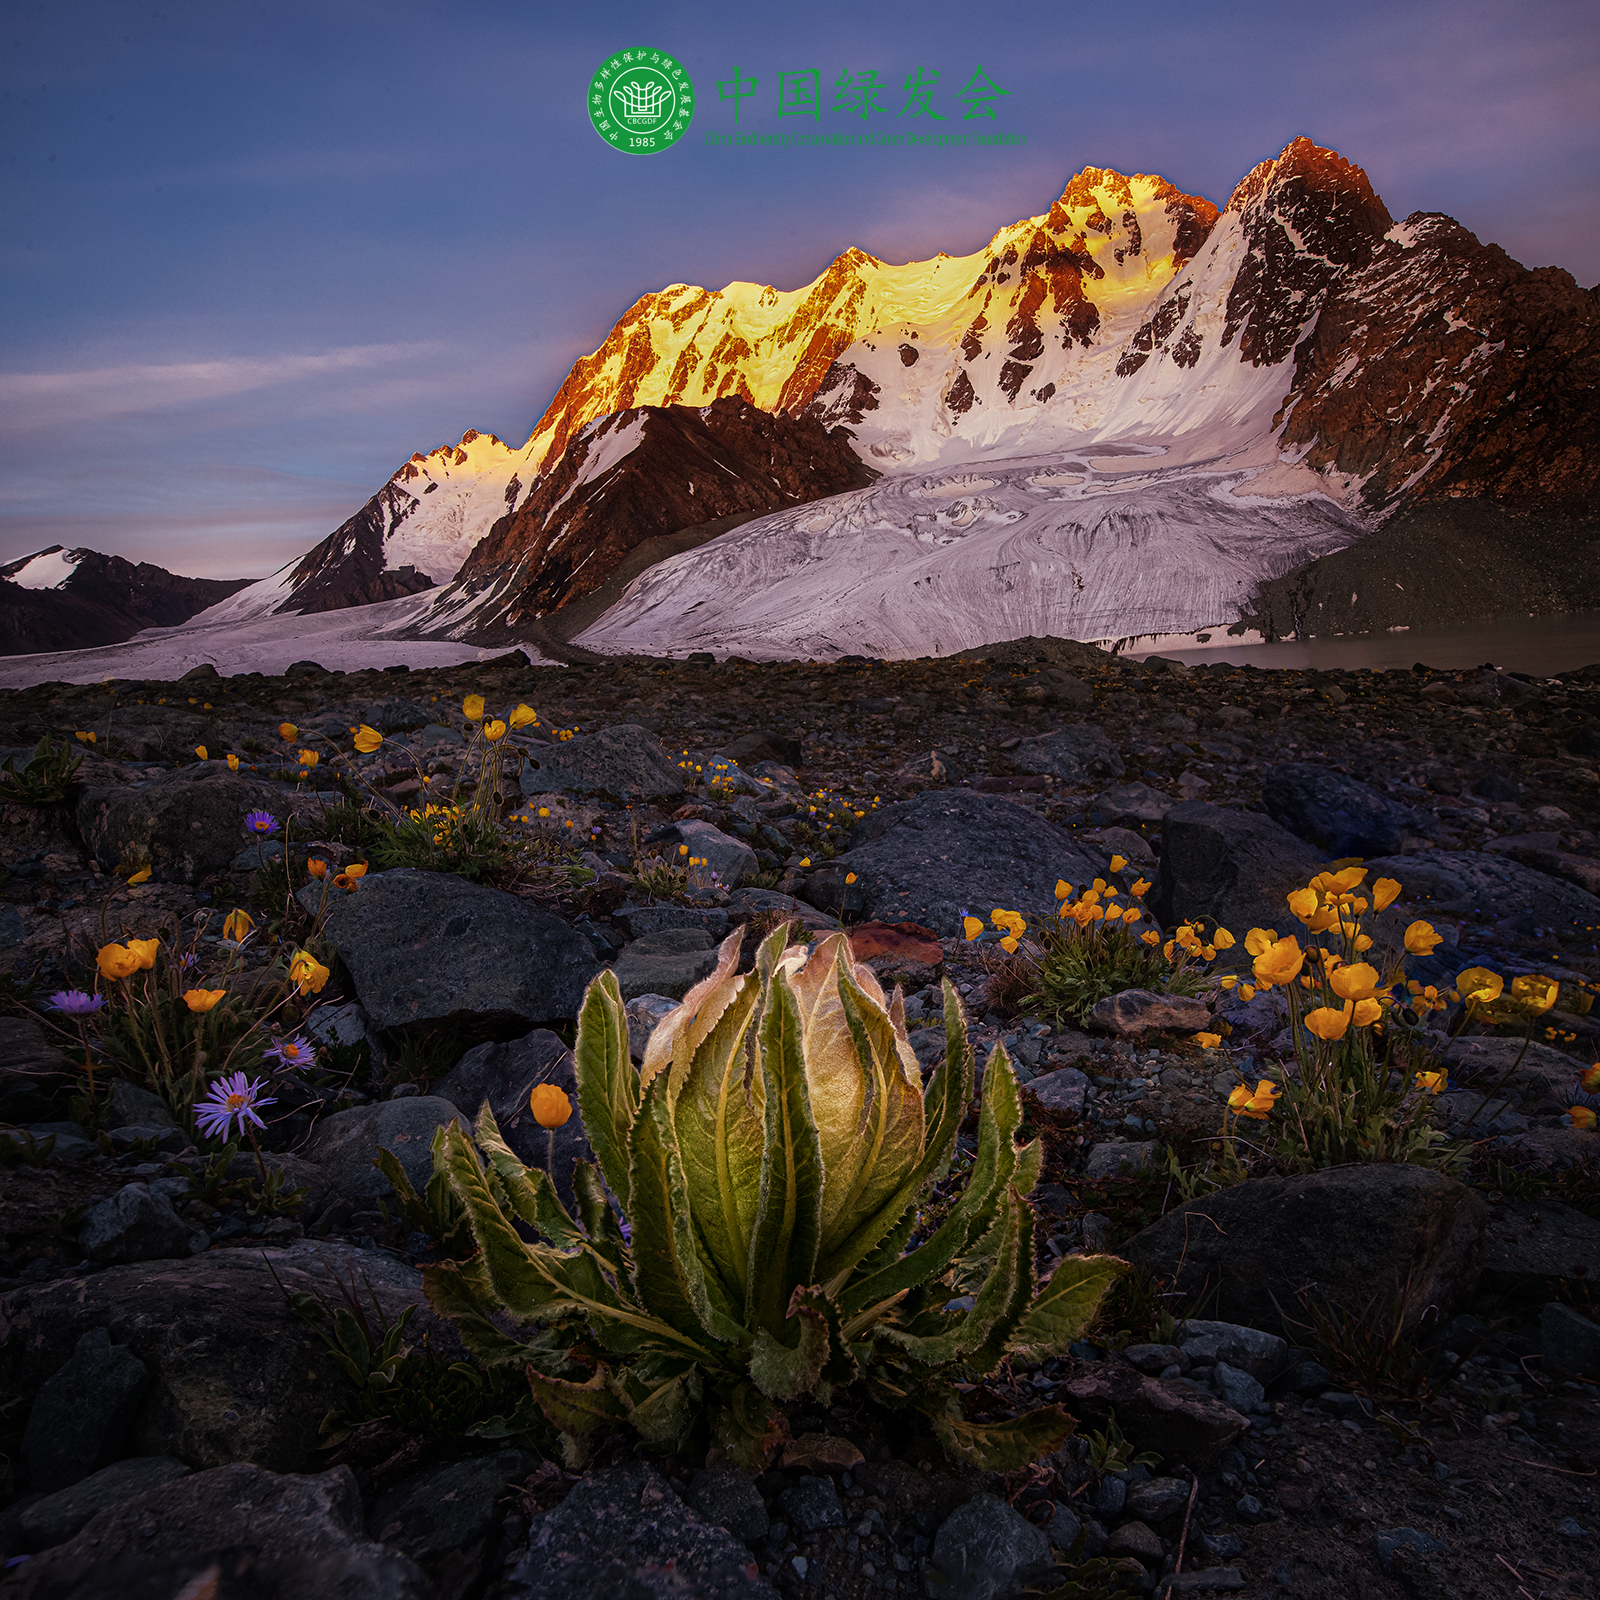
1,638 -> 1598,1600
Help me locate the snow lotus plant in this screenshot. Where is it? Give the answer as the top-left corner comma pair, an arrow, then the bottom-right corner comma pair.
422,927 -> 1125,1470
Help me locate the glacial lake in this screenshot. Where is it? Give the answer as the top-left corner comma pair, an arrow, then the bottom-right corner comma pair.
1121,610 -> 1600,677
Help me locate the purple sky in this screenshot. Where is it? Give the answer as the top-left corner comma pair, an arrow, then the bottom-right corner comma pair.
2,0 -> 1596,578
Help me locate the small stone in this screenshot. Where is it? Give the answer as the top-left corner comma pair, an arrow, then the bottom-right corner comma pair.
1104,1519 -> 1163,1562
1279,1359 -> 1333,1395
1557,1515 -> 1590,1538
625,993 -> 680,1062
1202,1531 -> 1244,1560
1084,1141 -> 1157,1178
1160,1569 -> 1246,1593
1235,1494 -> 1268,1523
1211,1362 -> 1268,1414
1088,989 -> 1211,1037
78,1182 -> 193,1265
779,1475 -> 845,1536
1124,1477 -> 1192,1523
1026,1066 -> 1089,1115
1092,1477 -> 1127,1517
1038,1501 -> 1082,1552
1373,1527 -> 1449,1573
930,1493 -> 1054,1595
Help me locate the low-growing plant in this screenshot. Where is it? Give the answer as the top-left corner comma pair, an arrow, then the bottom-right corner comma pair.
1275,1273 -> 1450,1403
0,1128 -> 56,1167
966,875 -> 1219,1024
420,928 -> 1127,1471
0,734 -> 83,805
271,1257 -> 554,1451
1082,1409 -> 1160,1476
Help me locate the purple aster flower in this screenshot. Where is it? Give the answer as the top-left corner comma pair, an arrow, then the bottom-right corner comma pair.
263,1035 -> 317,1072
194,1072 -> 275,1141
177,952 -> 199,971
618,1217 -> 632,1243
47,989 -> 106,1015
244,811 -> 279,836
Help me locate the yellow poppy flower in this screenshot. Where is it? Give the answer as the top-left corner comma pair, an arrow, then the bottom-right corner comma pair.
1304,1003 -> 1353,1041
530,1083 -> 572,1128
1253,935 -> 1305,989
298,749 -> 318,768
183,989 -> 227,1013
127,938 -> 160,970
96,943 -> 142,980
462,694 -> 485,721
1353,997 -> 1384,1027
1194,1032 -> 1222,1049
1109,854 -> 1127,873
1245,928 -> 1278,957
126,867 -> 152,885
1415,1070 -> 1447,1094
1330,963 -> 1382,1003
1055,880 -> 1072,900
1404,921 -> 1442,955
222,909 -> 254,941
1567,1106 -> 1597,1130
1457,967 -> 1504,1004
288,950 -> 331,996
353,725 -> 383,754
1286,888 -> 1320,924
1141,930 -> 1161,946
1372,877 -> 1402,911
194,745 -> 208,761
1580,1064 -> 1600,1095
1212,928 -> 1236,950
485,720 -> 508,742
279,722 -> 298,741
509,703 -> 539,728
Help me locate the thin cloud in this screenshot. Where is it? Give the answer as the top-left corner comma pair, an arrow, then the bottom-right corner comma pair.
0,344 -> 434,428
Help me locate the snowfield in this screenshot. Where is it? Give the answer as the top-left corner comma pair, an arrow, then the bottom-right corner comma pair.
0,590 -> 546,688
572,444 -> 1365,660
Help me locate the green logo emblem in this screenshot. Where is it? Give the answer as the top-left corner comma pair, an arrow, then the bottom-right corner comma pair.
589,49 -> 694,154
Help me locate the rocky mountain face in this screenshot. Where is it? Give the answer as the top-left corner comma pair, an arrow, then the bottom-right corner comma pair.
420,398 -> 875,640
0,549 -> 250,657
199,429 -> 534,627
1276,213 -> 1600,513
161,136 -> 1596,658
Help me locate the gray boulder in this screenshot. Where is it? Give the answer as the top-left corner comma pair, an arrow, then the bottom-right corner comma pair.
1364,848 -> 1600,936
930,1492 -> 1057,1600
624,994 -> 679,1062
1173,1320 -> 1289,1383
676,818 -> 759,889
612,927 -> 720,1000
1088,781 -> 1175,827
4,1462 -> 431,1600
1088,989 -> 1211,1037
505,1459 -> 776,1598
1123,1166 -> 1487,1335
18,1456 -> 191,1551
299,1096 -> 468,1207
76,765 -> 285,884
435,1030 -> 594,1213
106,1080 -> 178,1129
77,1182 -> 193,1265
22,1328 -> 152,1493
805,789 -> 1108,938
520,723 -> 685,800
367,1449 -> 540,1565
1084,1141 -> 1157,1178
311,868 -> 601,1029
1010,726 -> 1126,786
1063,1364 -> 1249,1469
1149,800 -> 1324,945
1262,762 -> 1429,858
1481,1201 -> 1600,1294
0,1241 -> 452,1475
1026,1066 -> 1089,1115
